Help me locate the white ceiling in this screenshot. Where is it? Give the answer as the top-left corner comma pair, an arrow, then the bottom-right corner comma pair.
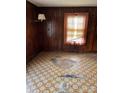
27,0 -> 97,7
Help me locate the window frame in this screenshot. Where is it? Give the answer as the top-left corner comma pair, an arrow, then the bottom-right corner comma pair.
64,13 -> 89,45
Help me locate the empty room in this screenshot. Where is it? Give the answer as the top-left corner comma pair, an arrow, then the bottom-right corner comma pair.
26,0 -> 97,93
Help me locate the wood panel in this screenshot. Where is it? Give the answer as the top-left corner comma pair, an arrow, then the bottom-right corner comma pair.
38,7 -> 97,52
26,1 -> 41,62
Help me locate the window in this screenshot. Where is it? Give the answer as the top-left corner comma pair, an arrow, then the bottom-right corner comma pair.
64,13 -> 88,45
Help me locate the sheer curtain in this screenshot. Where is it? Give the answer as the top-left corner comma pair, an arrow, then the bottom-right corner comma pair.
66,15 -> 86,45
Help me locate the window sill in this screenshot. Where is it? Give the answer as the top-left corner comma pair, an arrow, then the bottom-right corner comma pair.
64,43 -> 86,46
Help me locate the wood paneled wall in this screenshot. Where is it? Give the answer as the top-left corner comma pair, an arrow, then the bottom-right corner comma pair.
26,1 -> 97,61
26,2 -> 41,61
38,7 -> 97,52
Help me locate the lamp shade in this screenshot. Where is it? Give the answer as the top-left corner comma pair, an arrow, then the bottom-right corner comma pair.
38,14 -> 46,21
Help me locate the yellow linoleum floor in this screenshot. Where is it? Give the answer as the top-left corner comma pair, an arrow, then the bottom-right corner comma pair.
26,52 -> 97,93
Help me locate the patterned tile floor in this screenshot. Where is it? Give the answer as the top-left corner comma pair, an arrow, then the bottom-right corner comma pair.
26,52 -> 97,93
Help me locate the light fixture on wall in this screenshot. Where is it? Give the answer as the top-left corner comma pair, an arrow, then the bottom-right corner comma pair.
38,14 -> 46,22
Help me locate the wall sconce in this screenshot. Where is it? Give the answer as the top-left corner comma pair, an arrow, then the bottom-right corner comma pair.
38,14 -> 46,22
